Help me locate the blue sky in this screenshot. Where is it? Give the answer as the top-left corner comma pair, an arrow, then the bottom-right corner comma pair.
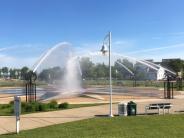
0,0 -> 184,67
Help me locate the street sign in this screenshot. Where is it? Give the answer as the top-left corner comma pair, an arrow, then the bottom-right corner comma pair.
14,96 -> 21,134
14,96 -> 21,118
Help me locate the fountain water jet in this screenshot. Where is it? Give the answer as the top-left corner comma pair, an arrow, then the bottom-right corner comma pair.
115,61 -> 134,76
141,60 -> 176,76
32,42 -> 83,100
61,56 -> 82,95
32,42 -> 71,73
80,51 -> 176,80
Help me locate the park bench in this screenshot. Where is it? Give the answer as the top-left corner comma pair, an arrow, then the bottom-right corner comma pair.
145,103 -> 173,115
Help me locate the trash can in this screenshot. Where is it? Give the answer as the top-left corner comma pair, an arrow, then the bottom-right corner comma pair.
127,101 -> 137,116
118,102 -> 127,116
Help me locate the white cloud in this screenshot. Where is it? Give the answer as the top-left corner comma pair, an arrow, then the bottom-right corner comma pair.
0,47 -> 14,52
126,43 -> 184,55
152,32 -> 184,40
74,42 -> 101,57
0,54 -> 38,68
137,51 -> 184,62
113,40 -> 135,47
168,32 -> 184,36
114,40 -> 127,45
77,39 -> 136,56
0,43 -> 49,68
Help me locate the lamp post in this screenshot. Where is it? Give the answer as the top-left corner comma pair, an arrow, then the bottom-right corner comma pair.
100,31 -> 113,117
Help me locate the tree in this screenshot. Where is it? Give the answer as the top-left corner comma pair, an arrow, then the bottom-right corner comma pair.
38,67 -> 63,83
80,57 -> 95,79
38,69 -> 51,82
9,69 -> 14,78
161,59 -> 184,73
2,67 -> 8,73
9,68 -> 20,79
21,66 -> 29,79
95,63 -> 108,78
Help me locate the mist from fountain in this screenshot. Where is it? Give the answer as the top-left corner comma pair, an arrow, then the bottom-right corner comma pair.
62,56 -> 82,95
32,42 -> 83,99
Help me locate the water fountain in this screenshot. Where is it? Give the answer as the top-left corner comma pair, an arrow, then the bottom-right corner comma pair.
61,56 -> 82,95
32,41 -> 178,101
32,42 -> 83,100
79,51 -> 179,98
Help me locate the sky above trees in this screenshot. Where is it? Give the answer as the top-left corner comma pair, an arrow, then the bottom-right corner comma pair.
0,0 -> 184,67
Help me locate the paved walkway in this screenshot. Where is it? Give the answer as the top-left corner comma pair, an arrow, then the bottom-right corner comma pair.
0,104 -> 117,135
0,98 -> 184,135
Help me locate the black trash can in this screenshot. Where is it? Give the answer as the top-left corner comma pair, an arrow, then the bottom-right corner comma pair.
127,101 -> 137,116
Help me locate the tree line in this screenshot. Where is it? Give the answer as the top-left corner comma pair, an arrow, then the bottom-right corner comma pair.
38,58 -> 184,83
1,58 -> 184,82
0,66 -> 29,79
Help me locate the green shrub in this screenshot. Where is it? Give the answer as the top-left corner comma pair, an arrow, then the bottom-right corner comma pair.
58,102 -> 69,109
10,106 -> 14,114
48,100 -> 58,109
21,102 -> 31,113
9,100 -> 14,105
24,103 -> 36,112
38,103 -> 47,111
0,104 -> 11,109
21,102 -> 48,112
33,102 -> 40,111
21,102 -> 26,108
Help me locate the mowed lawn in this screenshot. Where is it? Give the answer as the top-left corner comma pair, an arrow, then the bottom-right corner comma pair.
1,114 -> 184,138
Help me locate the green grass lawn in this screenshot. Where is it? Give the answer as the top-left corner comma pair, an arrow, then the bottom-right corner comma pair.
1,114 -> 184,138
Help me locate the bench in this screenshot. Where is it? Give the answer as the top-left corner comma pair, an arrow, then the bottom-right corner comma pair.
145,103 -> 173,115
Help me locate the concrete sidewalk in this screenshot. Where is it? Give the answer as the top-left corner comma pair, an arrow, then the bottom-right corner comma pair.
0,98 -> 184,135
0,104 -> 117,135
